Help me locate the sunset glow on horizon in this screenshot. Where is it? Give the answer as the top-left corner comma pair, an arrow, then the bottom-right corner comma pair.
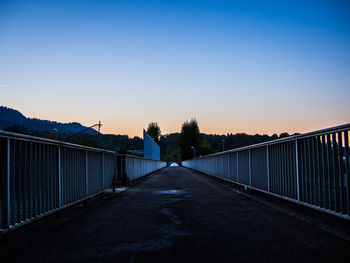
1,0 -> 349,138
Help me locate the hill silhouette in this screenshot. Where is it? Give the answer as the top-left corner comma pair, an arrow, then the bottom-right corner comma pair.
0,106 -> 98,135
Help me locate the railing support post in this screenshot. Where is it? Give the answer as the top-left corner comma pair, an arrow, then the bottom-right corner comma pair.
113,155 -> 117,192
228,154 -> 230,181
58,146 -> 62,208
295,140 -> 300,202
236,152 -> 239,182
267,145 -> 270,192
102,154 -> 105,190
249,149 -> 252,187
3,139 -> 10,229
85,150 -> 89,196
123,156 -> 127,181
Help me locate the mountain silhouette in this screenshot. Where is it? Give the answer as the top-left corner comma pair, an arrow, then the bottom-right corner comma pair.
0,106 -> 98,135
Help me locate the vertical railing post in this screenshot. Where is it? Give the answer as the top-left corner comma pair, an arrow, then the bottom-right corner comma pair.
85,150 -> 89,196
102,153 -> 105,190
113,155 -> 117,193
249,149 -> 252,187
58,146 -> 62,208
228,153 -> 230,181
120,156 -> 124,183
295,140 -> 300,202
236,152 -> 239,182
267,145 -> 270,192
123,156 -> 127,183
3,139 -> 11,229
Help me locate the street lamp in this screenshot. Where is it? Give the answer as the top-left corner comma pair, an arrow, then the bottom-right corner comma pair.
63,121 -> 102,141
222,139 -> 225,151
191,146 -> 196,158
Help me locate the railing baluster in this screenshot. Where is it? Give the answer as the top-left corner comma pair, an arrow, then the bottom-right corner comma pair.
332,133 -> 339,212
102,154 -> 105,190
85,150 -> 89,196
338,132 -> 345,214
249,149 -> 252,187
317,136 -> 321,206
267,146 -> 270,192
58,146 -> 62,208
3,139 -> 11,229
321,135 -> 328,209
344,131 -> 350,215
295,140 -> 300,202
236,152 -> 239,183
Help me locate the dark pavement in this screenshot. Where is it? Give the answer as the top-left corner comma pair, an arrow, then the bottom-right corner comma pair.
2,167 -> 350,262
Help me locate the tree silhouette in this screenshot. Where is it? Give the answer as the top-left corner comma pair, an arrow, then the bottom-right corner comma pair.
279,132 -> 290,138
198,143 -> 215,156
180,118 -> 200,160
147,122 -> 161,145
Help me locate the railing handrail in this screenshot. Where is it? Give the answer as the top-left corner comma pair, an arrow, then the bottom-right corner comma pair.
0,130 -> 115,154
116,153 -> 163,162
188,122 -> 350,160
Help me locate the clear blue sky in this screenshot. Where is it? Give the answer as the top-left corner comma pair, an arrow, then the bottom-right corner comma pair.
1,0 -> 349,136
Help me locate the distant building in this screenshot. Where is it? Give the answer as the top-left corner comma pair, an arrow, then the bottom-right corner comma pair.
143,129 -> 160,160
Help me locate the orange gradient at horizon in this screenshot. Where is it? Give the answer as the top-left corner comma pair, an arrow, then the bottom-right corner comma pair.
4,97 -> 349,138
101,117 -> 349,138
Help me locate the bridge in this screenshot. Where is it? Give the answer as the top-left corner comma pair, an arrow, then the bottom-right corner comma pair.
1,124 -> 350,262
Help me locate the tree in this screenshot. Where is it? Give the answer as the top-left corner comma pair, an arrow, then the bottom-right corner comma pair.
4,124 -> 29,134
279,132 -> 290,138
180,118 -> 200,160
146,122 -> 161,145
198,143 -> 215,156
271,133 -> 279,140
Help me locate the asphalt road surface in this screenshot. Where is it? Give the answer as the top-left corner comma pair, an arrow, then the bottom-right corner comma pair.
2,167 -> 349,262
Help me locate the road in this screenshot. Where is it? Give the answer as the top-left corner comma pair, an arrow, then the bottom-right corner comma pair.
2,167 -> 349,262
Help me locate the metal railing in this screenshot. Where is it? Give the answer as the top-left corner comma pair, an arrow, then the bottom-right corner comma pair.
116,154 -> 166,183
0,131 -> 165,233
183,123 -> 350,220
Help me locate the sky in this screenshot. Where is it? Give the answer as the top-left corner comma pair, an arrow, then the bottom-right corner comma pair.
0,0 -> 349,137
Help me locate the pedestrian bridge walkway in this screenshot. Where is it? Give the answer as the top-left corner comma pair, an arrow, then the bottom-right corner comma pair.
1,167 -> 349,262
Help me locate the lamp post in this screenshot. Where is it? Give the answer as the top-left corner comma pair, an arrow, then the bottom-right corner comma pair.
191,146 -> 196,158
63,121 -> 102,141
222,139 -> 225,152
